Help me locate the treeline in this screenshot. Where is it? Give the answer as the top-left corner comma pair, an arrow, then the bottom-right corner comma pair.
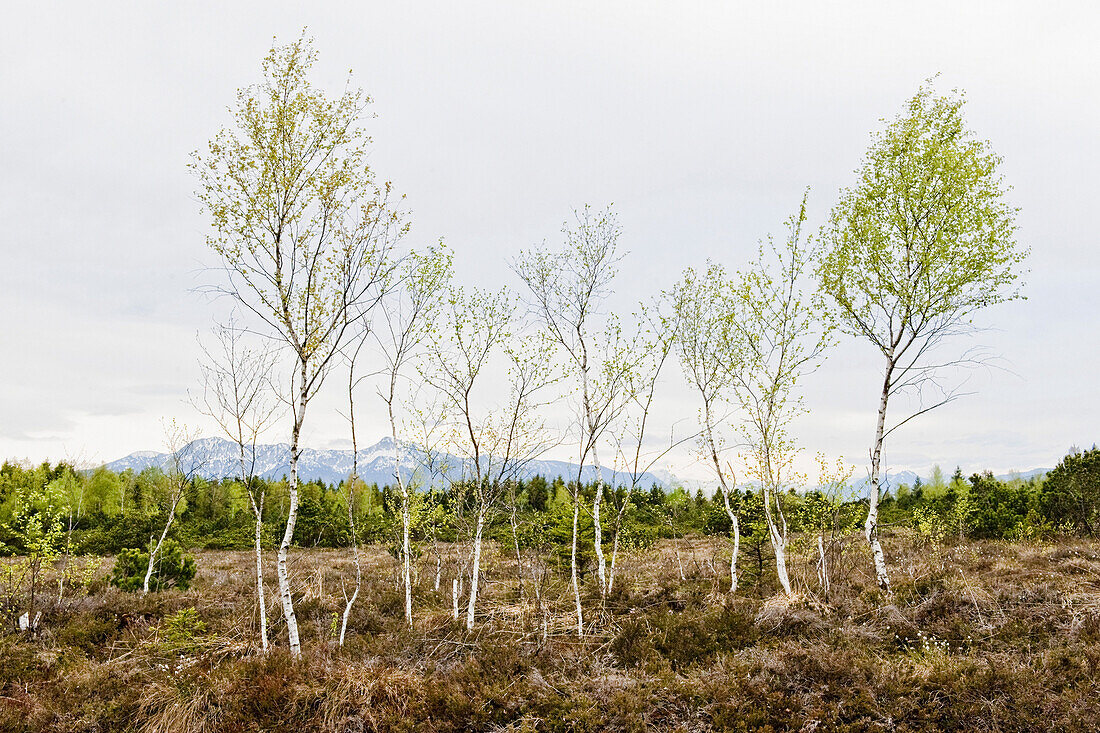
3,447 -> 1097,562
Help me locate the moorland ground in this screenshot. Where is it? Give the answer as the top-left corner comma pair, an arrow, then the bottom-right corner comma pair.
2,533 -> 1100,732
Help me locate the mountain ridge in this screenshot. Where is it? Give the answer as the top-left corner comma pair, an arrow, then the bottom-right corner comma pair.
105,436 -> 669,488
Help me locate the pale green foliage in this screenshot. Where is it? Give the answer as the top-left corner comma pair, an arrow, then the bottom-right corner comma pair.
819,81 -> 1026,359
3,480 -> 66,561
800,456 -> 860,537
424,284 -> 517,482
514,205 -> 641,469
379,243 -> 453,363
731,194 -> 832,495
2,479 -> 67,609
668,262 -> 740,473
928,465 -> 947,493
913,505 -> 948,545
191,33 -> 404,368
513,205 -> 624,384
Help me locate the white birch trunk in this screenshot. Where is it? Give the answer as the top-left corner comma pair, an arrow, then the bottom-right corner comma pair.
465,509 -> 486,631
254,506 -> 268,651
771,525 -> 792,597
143,493 -> 181,594
277,365 -> 306,658
339,550 -> 361,646
388,400 -> 414,626
570,490 -> 583,637
762,479 -> 793,598
581,352 -> 608,599
817,534 -> 829,600
591,446 -> 607,597
510,505 -> 524,599
339,488 -> 362,646
721,488 -> 740,594
607,499 -> 628,595
706,412 -> 740,595
867,358 -> 894,592
401,484 -> 412,624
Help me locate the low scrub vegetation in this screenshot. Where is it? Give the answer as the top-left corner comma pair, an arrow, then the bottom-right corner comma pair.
2,534 -> 1099,732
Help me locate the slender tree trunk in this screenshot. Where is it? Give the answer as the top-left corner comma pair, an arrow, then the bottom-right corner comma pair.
452,578 -> 460,620
591,447 -> 607,597
817,534 -> 829,601
143,494 -> 181,594
387,398 -> 414,626
401,483 -> 412,624
607,499 -> 628,595
581,357 -> 609,599
570,487 -> 583,637
867,358 -> 894,592
339,486 -> 362,646
718,487 -> 741,593
705,412 -> 740,595
762,481 -> 793,598
277,365 -> 306,658
341,357 -> 364,645
254,498 -> 269,651
510,503 -> 524,599
465,509 -> 486,631
770,523 -> 792,597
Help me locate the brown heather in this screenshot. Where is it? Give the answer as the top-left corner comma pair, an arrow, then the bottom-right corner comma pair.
2,533 -> 1099,732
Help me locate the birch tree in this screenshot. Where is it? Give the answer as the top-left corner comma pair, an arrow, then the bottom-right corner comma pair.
144,421 -> 203,594
339,338 -> 367,645
669,264 -> 743,592
349,244 -> 453,626
496,339 -> 558,603
194,320 -> 279,651
607,302 -> 691,594
426,286 -> 553,630
426,286 -> 513,631
513,205 -> 636,635
729,198 -> 831,598
818,83 -> 1025,591
192,35 -> 403,656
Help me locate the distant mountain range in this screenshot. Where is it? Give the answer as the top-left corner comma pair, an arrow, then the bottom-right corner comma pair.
105,436 -> 668,488
853,467 -> 1049,497
105,437 -> 1049,495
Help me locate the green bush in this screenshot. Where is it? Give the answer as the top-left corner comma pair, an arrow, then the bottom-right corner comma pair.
159,607 -> 207,652
1040,448 -> 1100,536
109,540 -> 196,592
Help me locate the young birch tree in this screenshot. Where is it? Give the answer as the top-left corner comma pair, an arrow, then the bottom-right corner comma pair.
192,36 -> 404,656
426,286 -> 554,630
338,337 -> 368,645
369,244 -> 452,625
497,340 -> 557,603
514,206 -> 635,634
426,286 -> 514,631
144,421 -> 203,594
194,320 -> 279,651
670,264 -> 743,593
818,83 -> 1026,591
730,198 -> 831,598
607,303 -> 690,595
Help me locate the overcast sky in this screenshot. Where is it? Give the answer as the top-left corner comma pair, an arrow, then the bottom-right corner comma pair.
2,1 -> 1097,480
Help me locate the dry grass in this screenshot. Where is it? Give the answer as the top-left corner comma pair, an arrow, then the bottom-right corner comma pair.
2,534 -> 1099,732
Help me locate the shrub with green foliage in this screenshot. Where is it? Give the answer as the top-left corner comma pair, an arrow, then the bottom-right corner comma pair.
1041,447 -> 1100,536
109,540 -> 196,592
